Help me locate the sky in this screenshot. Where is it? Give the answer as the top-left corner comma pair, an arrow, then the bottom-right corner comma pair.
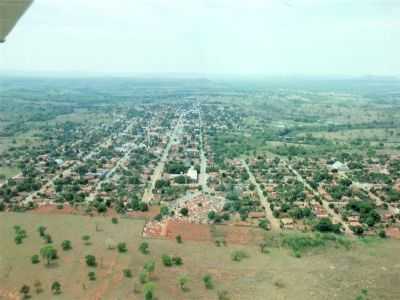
0,0 -> 399,77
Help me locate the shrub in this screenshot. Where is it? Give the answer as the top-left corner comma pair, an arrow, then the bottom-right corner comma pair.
178,274 -> 189,292
117,242 -> 128,253
139,242 -> 149,254
231,250 -> 248,262
88,271 -> 96,281
176,235 -> 182,244
85,255 -> 97,267
144,282 -> 155,300
31,254 -> 40,264
139,271 -> 149,284
51,281 -> 61,295
172,256 -> 183,266
203,274 -> 214,289
61,240 -> 72,251
161,254 -> 173,267
180,207 -> 189,216
123,269 -> 132,278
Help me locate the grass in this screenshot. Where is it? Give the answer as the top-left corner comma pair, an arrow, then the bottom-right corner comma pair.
0,213 -> 400,300
0,166 -> 20,180
263,232 -> 352,257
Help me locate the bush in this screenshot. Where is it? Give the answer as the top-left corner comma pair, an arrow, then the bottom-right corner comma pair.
123,269 -> 132,278
180,207 -> 189,216
140,271 -> 150,284
117,242 -> 127,253
203,274 -> 214,289
231,250 -> 248,262
85,255 -> 97,267
314,218 -> 341,234
88,271 -> 96,281
139,242 -> 149,254
161,254 -> 173,267
61,240 -> 72,251
144,282 -> 156,300
172,256 -> 183,266
178,274 -> 189,292
31,254 -> 40,264
176,235 -> 182,244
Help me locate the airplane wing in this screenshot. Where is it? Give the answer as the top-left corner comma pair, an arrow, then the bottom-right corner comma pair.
0,0 -> 33,43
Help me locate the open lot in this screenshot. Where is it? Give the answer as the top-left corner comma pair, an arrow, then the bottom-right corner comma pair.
1,213 -> 400,300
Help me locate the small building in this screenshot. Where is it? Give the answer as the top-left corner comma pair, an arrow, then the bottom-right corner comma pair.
280,218 -> 294,229
186,166 -> 198,182
328,161 -> 349,172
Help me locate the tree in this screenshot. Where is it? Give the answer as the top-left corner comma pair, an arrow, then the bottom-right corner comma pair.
139,270 -> 150,284
85,255 -> 97,267
172,256 -> 183,266
20,285 -> 30,299
38,226 -> 47,237
139,242 -> 149,254
144,282 -> 156,300
314,218 -> 341,234
176,235 -> 182,244
40,245 -> 58,265
180,207 -> 189,216
117,242 -> 127,253
178,274 -> 189,292
161,254 -> 173,267
231,250 -> 248,262
144,260 -> 155,275
203,274 -> 214,289
31,254 -> 40,264
44,233 -> 53,244
61,240 -> 72,251
123,269 -> 132,278
51,281 -> 62,295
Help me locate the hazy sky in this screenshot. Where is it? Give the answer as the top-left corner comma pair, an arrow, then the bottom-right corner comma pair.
1,0 -> 399,76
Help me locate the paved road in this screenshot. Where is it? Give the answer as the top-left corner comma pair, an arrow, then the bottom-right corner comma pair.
86,140 -> 138,202
241,159 -> 281,231
142,113 -> 184,203
285,162 -> 354,236
198,107 -> 208,193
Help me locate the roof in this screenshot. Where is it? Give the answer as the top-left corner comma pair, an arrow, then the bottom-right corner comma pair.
0,0 -> 33,42
329,161 -> 349,172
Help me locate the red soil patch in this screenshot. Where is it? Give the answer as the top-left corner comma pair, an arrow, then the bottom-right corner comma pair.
218,225 -> 264,245
126,205 -> 160,218
32,204 -> 77,215
386,227 -> 400,239
0,288 -> 18,300
165,220 -> 212,242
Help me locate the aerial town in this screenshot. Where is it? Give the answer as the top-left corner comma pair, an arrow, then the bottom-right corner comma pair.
1,78 -> 400,299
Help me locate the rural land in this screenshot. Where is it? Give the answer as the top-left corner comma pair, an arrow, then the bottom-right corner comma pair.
1,77 -> 400,300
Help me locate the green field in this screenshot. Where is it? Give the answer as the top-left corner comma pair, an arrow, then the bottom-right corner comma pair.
1,213 -> 400,300
0,166 -> 19,180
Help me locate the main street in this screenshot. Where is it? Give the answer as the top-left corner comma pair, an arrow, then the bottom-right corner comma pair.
142,113 -> 184,203
241,159 -> 281,231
